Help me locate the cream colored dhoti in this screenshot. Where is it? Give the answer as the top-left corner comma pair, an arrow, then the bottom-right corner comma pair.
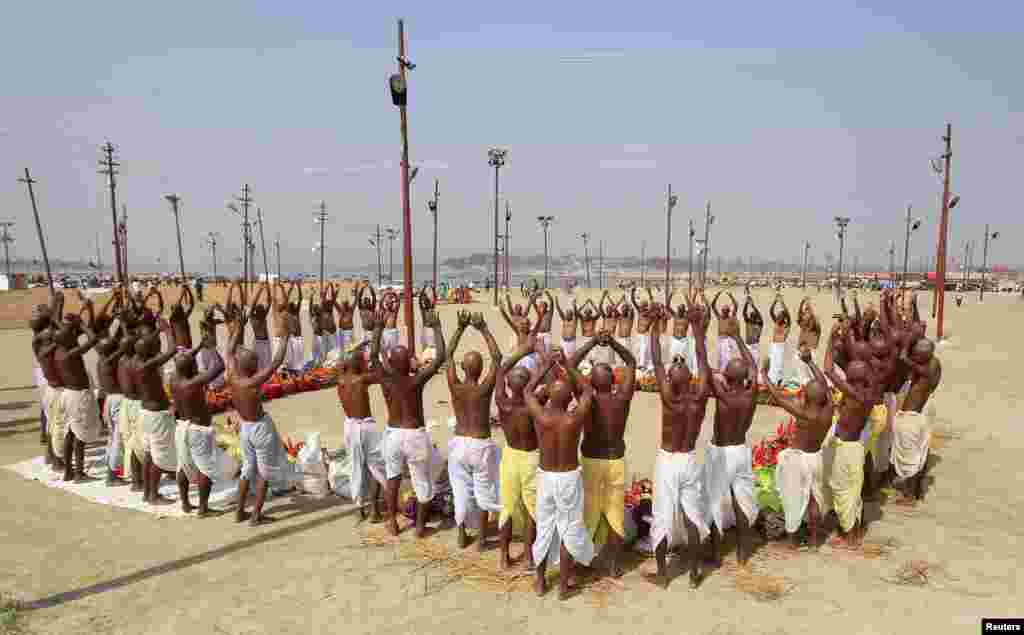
651,449 -> 709,549
45,386 -> 67,458
532,467 -> 595,567
828,438 -> 866,533
704,443 -> 759,532
890,410 -> 931,480
775,448 -> 831,534
61,388 -> 103,444
141,408 -> 178,472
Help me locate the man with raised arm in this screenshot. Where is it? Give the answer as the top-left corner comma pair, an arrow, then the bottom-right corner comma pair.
136,319 -> 184,503
824,353 -> 878,547
666,291 -> 691,368
336,334 -> 386,521
767,293 -> 792,385
319,284 -> 339,361
536,291 -> 555,354
333,282 -> 357,351
742,287 -> 764,380
446,311 -> 503,550
631,287 -> 656,370
767,350 -> 834,549
379,291 -> 403,355
249,283 -> 272,371
527,354 -> 596,600
615,294 -> 635,368
172,347 -> 226,516
795,297 -> 822,384
887,337 -> 942,502
228,309 -> 290,526
647,303 -> 713,588
373,306 -> 446,538
52,307 -> 103,482
30,295 -> 62,456
494,334 -> 539,570
553,293 -> 578,357
94,296 -> 128,485
566,330 -> 637,578
705,330 -> 760,566
354,282 -> 377,346
710,290 -> 741,371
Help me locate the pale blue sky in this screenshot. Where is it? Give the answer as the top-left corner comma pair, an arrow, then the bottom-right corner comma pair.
1,1 -> 1021,274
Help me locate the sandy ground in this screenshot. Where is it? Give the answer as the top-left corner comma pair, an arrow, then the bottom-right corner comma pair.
1,288 -> 1022,634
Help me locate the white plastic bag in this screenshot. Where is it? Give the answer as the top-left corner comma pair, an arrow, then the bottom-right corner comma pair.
297,433 -> 329,498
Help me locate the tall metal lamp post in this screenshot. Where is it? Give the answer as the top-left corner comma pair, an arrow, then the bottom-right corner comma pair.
538,216 -> 555,290
834,216 -> 851,298
901,205 -> 921,289
488,148 -> 507,305
979,225 -> 1000,302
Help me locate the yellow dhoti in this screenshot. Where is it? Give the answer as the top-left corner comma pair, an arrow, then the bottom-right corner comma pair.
498,446 -> 539,531
828,438 -> 865,533
581,456 -> 626,550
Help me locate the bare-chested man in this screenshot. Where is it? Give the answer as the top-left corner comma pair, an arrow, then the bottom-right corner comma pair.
794,297 -> 822,384
887,337 -> 941,501
172,347 -> 225,516
354,282 -> 377,346
94,298 -> 128,485
135,320 -> 184,504
373,306 -> 445,538
615,295 -> 635,368
249,283 -> 273,371
229,309 -> 291,525
705,332 -> 760,566
742,287 -> 764,379
767,350 -> 834,549
336,335 -> 386,521
319,284 -> 339,360
710,290 -> 741,371
646,303 -> 713,588
32,294 -> 64,466
578,298 -> 601,358
333,282 -> 357,351
51,308 -> 102,481
116,313 -> 146,490
379,291 -> 403,355
824,354 -> 878,547
767,294 -> 792,385
494,335 -> 539,569
553,292 -> 579,357
563,330 -> 636,577
631,287 -> 656,369
272,281 -> 304,374
446,311 -> 503,550
527,354 -> 596,600
417,284 -> 439,351
309,300 -> 324,364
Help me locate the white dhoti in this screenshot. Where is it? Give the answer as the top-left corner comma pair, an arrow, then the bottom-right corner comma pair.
175,421 -> 224,483
104,394 -> 124,471
767,342 -> 786,385
704,443 -> 759,532
274,336 -> 305,372
344,416 -> 387,505
239,414 -> 286,482
44,385 -> 66,458
774,448 -> 831,534
252,338 -> 272,371
140,408 -> 178,472
321,332 -> 336,357
532,467 -> 596,567
669,336 -> 689,366
718,336 -> 739,371
197,348 -> 226,389
514,353 -> 539,373
61,387 -> 102,444
381,328 -> 401,355
559,337 -> 577,358
749,346 -> 761,380
338,329 -> 355,351
793,351 -> 819,386
635,333 -> 653,369
119,397 -> 143,464
383,426 -> 434,503
651,449 -> 710,549
890,410 -> 931,480
311,333 -> 322,363
448,436 -> 501,529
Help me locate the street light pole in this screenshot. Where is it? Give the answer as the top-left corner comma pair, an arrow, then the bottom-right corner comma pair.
687,218 -> 694,295
901,204 -> 920,289
389,17 -> 417,352
537,216 -> 555,289
164,194 -> 187,281
934,124 -> 953,338
640,241 -> 646,288
428,179 -> 439,291
802,240 -> 810,288
980,225 -> 999,302
385,227 -> 399,283
580,232 -> 591,288
488,148 -> 507,305
504,201 -> 511,289
0,222 -> 13,277
834,216 -> 851,297
274,235 -> 281,279
702,201 -> 713,288
314,201 -> 329,295
664,186 -> 678,300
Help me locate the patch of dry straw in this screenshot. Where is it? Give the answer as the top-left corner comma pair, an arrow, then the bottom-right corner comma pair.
884,560 -> 949,587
